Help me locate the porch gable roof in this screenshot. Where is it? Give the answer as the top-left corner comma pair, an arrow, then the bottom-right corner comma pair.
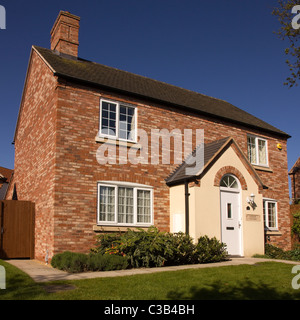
165,137 -> 266,190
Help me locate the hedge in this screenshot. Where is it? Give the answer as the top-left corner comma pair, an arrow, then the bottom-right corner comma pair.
51,251 -> 128,273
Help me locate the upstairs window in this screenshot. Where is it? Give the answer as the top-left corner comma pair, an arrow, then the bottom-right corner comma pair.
100,99 -> 137,142
247,135 -> 268,166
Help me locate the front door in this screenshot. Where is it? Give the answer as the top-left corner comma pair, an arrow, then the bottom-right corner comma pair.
220,189 -> 242,256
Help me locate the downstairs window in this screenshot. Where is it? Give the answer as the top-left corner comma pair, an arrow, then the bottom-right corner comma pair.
263,199 -> 278,230
97,182 -> 153,226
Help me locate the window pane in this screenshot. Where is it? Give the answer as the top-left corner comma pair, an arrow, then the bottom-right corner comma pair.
247,136 -> 256,164
101,101 -> 117,136
119,105 -> 135,141
102,110 -> 108,118
227,203 -> 232,219
268,202 -> 276,228
258,139 -> 267,165
220,175 -> 238,189
118,187 -> 134,224
137,190 -> 151,223
99,186 -> 115,222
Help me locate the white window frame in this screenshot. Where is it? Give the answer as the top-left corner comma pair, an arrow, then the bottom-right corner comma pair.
263,198 -> 278,230
247,135 -> 269,167
97,181 -> 153,227
99,98 -> 137,143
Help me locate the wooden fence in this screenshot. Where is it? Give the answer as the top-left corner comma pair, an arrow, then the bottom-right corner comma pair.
0,200 -> 35,259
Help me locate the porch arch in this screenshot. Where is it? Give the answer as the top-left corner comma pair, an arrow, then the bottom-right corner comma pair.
214,166 -> 248,190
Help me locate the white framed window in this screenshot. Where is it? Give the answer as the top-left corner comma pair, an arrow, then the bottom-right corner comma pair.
220,175 -> 239,189
99,99 -> 137,142
263,199 -> 278,230
97,182 -> 153,226
247,135 -> 268,166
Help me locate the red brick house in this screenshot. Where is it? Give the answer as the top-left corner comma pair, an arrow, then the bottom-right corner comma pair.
289,157 -> 300,203
0,167 -> 13,200
7,11 -> 292,261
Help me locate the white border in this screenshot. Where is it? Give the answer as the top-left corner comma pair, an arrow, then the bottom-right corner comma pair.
263,198 -> 278,231
97,181 -> 153,227
99,98 -> 138,143
247,134 -> 269,167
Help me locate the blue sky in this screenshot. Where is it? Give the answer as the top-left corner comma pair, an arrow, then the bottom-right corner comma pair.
0,0 -> 299,176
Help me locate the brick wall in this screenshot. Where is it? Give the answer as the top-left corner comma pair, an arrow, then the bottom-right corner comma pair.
51,78 -> 291,255
290,158 -> 300,201
10,51 -> 292,261
7,50 -> 58,261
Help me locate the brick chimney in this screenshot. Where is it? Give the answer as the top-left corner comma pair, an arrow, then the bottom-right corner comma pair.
50,11 -> 80,57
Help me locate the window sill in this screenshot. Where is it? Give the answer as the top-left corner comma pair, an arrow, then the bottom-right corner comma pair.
95,136 -> 141,149
93,225 -> 150,232
265,229 -> 282,236
252,165 -> 273,173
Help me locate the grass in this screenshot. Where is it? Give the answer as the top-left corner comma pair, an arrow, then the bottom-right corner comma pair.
0,259 -> 300,300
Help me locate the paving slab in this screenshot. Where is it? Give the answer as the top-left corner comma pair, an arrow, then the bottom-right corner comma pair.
5,257 -> 300,283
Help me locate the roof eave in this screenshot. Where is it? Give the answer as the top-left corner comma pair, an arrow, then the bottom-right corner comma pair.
53,71 -> 291,140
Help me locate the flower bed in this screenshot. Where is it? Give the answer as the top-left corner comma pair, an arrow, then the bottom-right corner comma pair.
51,227 -> 228,273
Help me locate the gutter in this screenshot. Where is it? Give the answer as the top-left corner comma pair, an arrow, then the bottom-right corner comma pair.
52,72 -> 291,140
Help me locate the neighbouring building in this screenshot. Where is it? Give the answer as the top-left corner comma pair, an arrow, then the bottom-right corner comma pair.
289,157 -> 300,203
0,167 -> 13,200
7,11 -> 292,261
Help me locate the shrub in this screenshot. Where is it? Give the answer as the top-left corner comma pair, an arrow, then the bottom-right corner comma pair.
289,247 -> 300,261
195,236 -> 228,263
51,251 -> 128,273
163,232 -> 197,266
51,251 -> 88,273
88,253 -> 128,271
264,244 -> 290,260
93,227 -> 228,268
291,212 -> 300,241
92,233 -> 122,255
263,244 -> 300,261
116,227 -> 169,268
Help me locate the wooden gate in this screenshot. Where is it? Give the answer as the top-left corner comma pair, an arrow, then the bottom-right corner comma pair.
0,201 -> 35,259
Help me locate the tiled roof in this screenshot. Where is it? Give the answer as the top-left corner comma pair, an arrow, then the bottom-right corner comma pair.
165,137 -> 266,188
289,157 -> 300,174
33,46 -> 290,138
165,137 -> 230,185
0,167 -> 13,182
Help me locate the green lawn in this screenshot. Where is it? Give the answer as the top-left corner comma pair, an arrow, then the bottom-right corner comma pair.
0,259 -> 300,300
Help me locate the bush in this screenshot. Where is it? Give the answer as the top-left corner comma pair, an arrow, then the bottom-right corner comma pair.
163,232 -> 197,266
264,244 -> 289,260
91,233 -> 122,255
51,251 -> 128,273
51,251 -> 88,273
195,236 -> 228,263
289,247 -> 300,261
264,244 -> 300,261
88,253 -> 128,271
93,227 -> 228,268
116,227 -> 170,268
291,212 -> 300,241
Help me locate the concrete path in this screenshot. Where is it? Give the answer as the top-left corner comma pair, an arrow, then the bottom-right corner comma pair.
5,257 -> 300,283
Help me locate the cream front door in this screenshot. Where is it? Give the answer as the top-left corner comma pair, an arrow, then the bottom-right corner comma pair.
220,189 -> 242,256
